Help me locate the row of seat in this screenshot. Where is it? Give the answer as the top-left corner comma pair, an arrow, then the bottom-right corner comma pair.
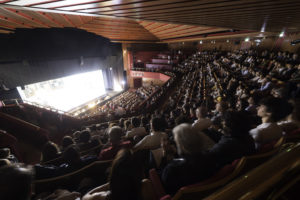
149,137 -> 287,200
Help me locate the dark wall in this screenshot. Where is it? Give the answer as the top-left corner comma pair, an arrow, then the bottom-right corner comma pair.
0,28 -> 123,89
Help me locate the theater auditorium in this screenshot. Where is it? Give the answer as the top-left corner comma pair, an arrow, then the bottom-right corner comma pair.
0,1 -> 299,200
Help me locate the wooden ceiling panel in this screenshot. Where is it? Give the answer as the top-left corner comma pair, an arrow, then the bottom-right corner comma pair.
0,7 -> 47,28
46,12 -> 74,27
109,0 -> 294,17
21,9 -> 61,27
75,0 -> 189,13
0,0 -> 299,42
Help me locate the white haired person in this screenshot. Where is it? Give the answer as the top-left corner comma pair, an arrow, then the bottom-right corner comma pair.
161,124 -> 216,195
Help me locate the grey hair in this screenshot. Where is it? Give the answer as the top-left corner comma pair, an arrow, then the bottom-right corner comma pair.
173,123 -> 207,155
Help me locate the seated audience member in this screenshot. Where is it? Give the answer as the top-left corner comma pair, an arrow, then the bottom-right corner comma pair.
61,136 -> 75,152
77,129 -> 96,151
245,94 -> 260,115
83,149 -> 155,200
72,131 -> 81,143
211,100 -> 228,126
209,111 -> 255,167
98,126 -> 131,160
0,165 -> 34,200
0,148 -> 18,163
36,145 -> 95,179
249,97 -> 287,147
161,124 -> 216,195
259,77 -> 273,92
277,99 -> 299,134
192,106 -> 212,131
41,141 -> 61,163
0,165 -> 81,200
134,117 -> 168,151
63,145 -> 96,171
125,117 -> 147,138
0,130 -> 22,161
0,159 -> 11,167
134,117 -> 168,167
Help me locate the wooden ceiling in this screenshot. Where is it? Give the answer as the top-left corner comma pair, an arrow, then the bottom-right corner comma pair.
0,0 -> 299,43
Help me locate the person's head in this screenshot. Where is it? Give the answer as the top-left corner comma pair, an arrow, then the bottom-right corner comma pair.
42,142 -> 60,162
196,106 -> 208,119
175,115 -> 189,125
0,148 -> 10,159
63,145 -> 81,166
79,129 -> 91,144
72,131 -> 81,141
0,159 -> 11,167
61,136 -> 74,150
257,97 -> 293,122
109,126 -> 123,145
236,99 -> 248,111
222,111 -> 252,137
0,165 -> 34,200
151,117 -> 165,132
248,94 -> 260,105
109,149 -> 143,200
216,101 -> 228,113
172,123 -> 207,156
131,117 -> 141,128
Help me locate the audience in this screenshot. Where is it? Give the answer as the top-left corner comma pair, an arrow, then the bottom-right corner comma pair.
249,97 -> 285,147
98,126 -> 131,160
83,149 -> 155,200
0,49 -> 299,198
41,141 -> 61,163
125,117 -> 147,139
161,124 -> 216,195
209,111 -> 256,167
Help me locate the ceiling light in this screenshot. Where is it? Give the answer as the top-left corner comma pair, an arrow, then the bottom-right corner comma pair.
279,31 -> 284,38
245,37 -> 250,42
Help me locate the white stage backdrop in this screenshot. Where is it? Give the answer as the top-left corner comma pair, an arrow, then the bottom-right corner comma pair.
17,70 -> 106,112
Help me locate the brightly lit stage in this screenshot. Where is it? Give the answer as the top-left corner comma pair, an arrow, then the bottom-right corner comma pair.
17,70 -> 123,116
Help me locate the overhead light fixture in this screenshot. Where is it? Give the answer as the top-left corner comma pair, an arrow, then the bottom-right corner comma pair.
199,40 -> 203,44
245,37 -> 250,42
279,31 -> 285,38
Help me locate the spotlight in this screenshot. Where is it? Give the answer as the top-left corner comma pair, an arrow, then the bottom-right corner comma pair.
245,37 -> 250,42
279,31 -> 284,38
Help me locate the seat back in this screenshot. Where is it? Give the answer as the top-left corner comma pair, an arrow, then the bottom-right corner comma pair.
149,168 -> 167,200
241,137 -> 284,174
80,144 -> 103,156
34,160 -> 112,194
285,128 -> 300,143
171,157 -> 246,200
41,156 -> 65,166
